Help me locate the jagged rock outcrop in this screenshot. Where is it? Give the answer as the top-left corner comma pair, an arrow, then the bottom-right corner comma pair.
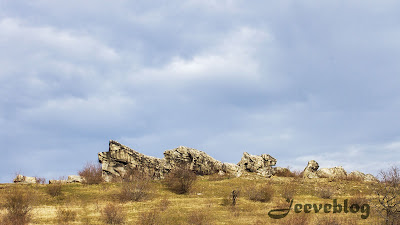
163,146 -> 223,175
99,140 -> 168,182
13,174 -> 37,184
67,175 -> 84,183
237,152 -> 277,177
348,171 -> 378,182
303,160 -> 319,178
317,166 -> 347,179
98,140 -> 246,181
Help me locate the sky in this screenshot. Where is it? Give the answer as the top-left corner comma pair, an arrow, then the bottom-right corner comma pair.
1,0 -> 400,183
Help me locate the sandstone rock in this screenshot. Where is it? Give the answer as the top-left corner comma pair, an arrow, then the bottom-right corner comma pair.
164,146 -> 223,175
364,174 -> 379,182
67,175 -> 83,183
222,163 -> 243,177
49,180 -> 67,184
99,140 -> 230,181
303,160 -> 319,178
13,174 -> 37,184
317,166 -> 347,179
348,171 -> 378,182
237,152 -> 277,177
99,140 -> 169,182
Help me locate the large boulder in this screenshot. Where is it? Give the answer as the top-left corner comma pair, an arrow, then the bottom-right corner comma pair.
237,152 -> 277,177
98,140 -> 169,181
67,175 -> 84,183
13,174 -> 37,184
99,140 -> 242,181
222,163 -> 243,177
303,160 -> 319,178
317,166 -> 347,179
163,146 -> 223,175
348,171 -> 378,182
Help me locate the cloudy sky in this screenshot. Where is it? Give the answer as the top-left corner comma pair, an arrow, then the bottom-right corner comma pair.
1,0 -> 400,183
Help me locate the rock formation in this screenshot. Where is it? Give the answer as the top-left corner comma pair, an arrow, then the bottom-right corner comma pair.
13,174 -> 37,184
98,140 -> 245,181
317,166 -> 347,179
302,160 -> 378,181
48,175 -> 83,184
302,160 -> 319,178
237,152 -> 277,177
348,171 -> 378,182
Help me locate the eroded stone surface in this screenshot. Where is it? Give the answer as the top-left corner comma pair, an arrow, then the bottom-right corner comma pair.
303,160 -> 319,178
13,174 -> 37,184
237,152 -> 277,177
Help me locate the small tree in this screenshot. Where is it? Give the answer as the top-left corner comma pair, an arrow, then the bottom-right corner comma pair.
374,166 -> 400,225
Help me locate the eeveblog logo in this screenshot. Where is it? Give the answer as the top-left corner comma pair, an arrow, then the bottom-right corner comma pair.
268,199 -> 370,219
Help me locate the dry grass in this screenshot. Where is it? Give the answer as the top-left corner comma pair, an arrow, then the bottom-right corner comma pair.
137,210 -> 160,225
315,185 -> 335,199
117,172 -> 153,202
47,183 -> 63,197
1,187 -> 34,225
78,162 -> 103,185
0,172 -> 383,225
314,215 -> 357,225
247,182 -> 274,202
101,203 -> 126,225
164,167 -> 197,194
56,207 -> 77,224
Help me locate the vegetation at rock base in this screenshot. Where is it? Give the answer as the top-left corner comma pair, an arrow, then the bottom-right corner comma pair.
0,167 -> 394,224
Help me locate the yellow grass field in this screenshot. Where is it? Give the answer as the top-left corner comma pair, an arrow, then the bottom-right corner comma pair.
0,173 -> 386,224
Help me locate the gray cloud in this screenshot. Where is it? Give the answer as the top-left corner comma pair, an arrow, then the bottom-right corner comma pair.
1,1 -> 400,182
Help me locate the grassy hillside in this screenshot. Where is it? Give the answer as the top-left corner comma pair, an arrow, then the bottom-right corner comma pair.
0,171 -> 386,225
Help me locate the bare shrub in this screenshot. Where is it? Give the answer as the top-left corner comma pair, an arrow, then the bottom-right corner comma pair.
315,186 -> 334,199
275,167 -> 296,177
78,162 -> 103,185
2,187 -> 34,225
117,170 -> 152,202
247,183 -> 274,202
187,209 -> 212,225
281,183 -> 296,200
101,203 -> 126,225
56,208 -> 77,224
35,177 -> 46,184
165,167 -> 197,194
47,183 -> 63,197
349,192 -> 369,206
137,210 -> 160,225
374,166 -> 400,225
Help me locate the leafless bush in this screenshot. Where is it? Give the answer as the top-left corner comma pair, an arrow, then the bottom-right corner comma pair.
2,187 -> 34,225
315,186 -> 334,199
78,162 -> 103,185
56,208 -> 77,224
35,177 -> 46,184
117,168 -> 153,202
374,166 -> 400,225
281,183 -> 296,200
221,189 -> 240,206
101,203 -> 126,225
47,183 -> 63,197
247,183 -> 274,202
137,210 -> 160,225
187,209 -> 212,225
349,192 -> 369,206
165,167 -> 197,194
